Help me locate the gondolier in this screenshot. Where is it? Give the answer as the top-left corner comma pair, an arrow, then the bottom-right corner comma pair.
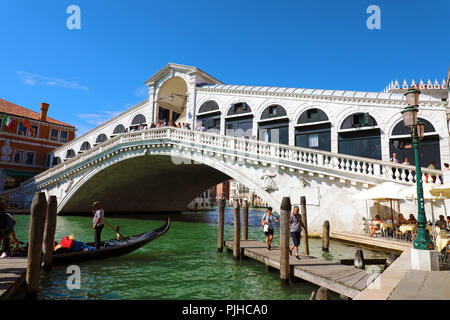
92,201 -> 104,249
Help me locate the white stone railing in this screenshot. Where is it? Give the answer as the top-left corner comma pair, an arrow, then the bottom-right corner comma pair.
2,127 -> 444,199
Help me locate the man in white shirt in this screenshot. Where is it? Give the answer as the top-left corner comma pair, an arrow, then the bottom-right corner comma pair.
92,201 -> 104,249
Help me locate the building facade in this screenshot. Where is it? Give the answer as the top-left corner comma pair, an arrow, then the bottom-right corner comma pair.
51,63 -> 449,169
0,99 -> 76,191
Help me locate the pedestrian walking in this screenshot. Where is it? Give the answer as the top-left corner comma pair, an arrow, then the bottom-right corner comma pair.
289,206 -> 306,259
261,207 -> 280,250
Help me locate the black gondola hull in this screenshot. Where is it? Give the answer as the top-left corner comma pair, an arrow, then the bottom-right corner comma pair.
51,218 -> 170,265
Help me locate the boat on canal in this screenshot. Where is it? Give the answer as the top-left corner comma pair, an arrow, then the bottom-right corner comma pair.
50,218 -> 171,265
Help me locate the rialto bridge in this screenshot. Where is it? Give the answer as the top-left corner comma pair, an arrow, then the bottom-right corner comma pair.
2,63 -> 449,235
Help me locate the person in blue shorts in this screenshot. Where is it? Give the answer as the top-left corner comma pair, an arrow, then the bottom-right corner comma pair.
289,206 -> 306,259
261,207 -> 280,250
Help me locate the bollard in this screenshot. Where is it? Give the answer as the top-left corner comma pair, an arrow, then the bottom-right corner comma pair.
26,192 -> 48,299
315,287 -> 330,300
385,253 -> 399,269
354,249 -> 365,269
322,220 -> 330,252
42,196 -> 57,272
280,197 -> 291,283
300,196 -> 309,255
217,198 -> 225,252
233,200 -> 240,260
242,199 -> 249,241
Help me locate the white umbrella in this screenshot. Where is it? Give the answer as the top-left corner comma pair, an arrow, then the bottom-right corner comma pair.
400,184 -> 443,240
352,182 -> 407,238
352,182 -> 407,200
430,184 -> 450,198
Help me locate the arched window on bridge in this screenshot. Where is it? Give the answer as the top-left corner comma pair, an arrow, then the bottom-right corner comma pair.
390,118 -> 441,169
80,142 -> 91,152
225,102 -> 253,138
197,100 -> 220,133
65,149 -> 75,159
295,108 -> 331,151
53,157 -> 62,166
130,114 -> 147,130
113,124 -> 126,136
95,133 -> 108,145
338,113 -> 381,160
258,104 -> 289,145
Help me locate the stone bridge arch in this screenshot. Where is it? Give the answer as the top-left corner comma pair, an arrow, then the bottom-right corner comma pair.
56,149 -> 279,215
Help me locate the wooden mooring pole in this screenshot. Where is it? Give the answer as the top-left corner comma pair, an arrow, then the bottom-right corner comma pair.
233,200 -> 240,259
217,198 -> 225,252
354,249 -> 365,269
242,199 -> 248,241
280,197 -> 291,283
26,192 -> 48,299
300,196 -> 309,255
42,196 -> 57,272
322,220 -> 330,252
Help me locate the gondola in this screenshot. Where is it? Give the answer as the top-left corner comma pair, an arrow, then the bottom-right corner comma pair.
50,218 -> 171,265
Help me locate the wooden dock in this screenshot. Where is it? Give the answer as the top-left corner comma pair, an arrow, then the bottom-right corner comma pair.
331,232 -> 412,254
225,239 -> 377,299
0,257 -> 27,300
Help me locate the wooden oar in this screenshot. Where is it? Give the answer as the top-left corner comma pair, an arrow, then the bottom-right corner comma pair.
103,218 -> 125,239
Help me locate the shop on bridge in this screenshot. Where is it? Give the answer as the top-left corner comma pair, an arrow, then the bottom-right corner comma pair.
389,118 -> 441,169
196,100 -> 221,133
338,112 -> 381,160
225,102 -> 253,139
258,104 -> 289,145
295,108 -> 331,152
129,114 -> 147,130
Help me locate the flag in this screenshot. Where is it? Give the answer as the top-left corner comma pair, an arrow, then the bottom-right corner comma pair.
23,119 -> 35,136
2,114 -> 15,130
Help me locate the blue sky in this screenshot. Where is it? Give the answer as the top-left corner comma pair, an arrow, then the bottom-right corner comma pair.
1,0 -> 449,136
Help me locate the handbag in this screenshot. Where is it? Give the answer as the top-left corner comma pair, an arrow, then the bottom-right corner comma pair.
263,224 -> 269,232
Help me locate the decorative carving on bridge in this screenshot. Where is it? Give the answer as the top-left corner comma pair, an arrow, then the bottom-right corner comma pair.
261,170 -> 278,192
64,178 -> 74,193
1,140 -> 12,161
299,176 -> 307,188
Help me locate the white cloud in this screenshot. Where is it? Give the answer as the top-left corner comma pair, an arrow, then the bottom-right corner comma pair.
17,71 -> 89,91
77,110 -> 124,126
133,86 -> 148,98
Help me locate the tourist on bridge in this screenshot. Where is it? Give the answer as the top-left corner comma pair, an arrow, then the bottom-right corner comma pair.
289,206 -> 306,260
92,201 -> 105,249
390,153 -> 399,163
261,207 -> 280,250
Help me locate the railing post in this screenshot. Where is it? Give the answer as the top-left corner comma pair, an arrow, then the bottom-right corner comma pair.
242,199 -> 249,240
217,198 -> 225,252
26,192 -> 48,300
280,197 -> 291,284
233,200 -> 241,260
317,153 -> 324,167
300,196 -> 310,255
42,196 -> 57,272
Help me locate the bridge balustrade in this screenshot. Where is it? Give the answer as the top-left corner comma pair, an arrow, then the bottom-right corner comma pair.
1,127 -> 444,201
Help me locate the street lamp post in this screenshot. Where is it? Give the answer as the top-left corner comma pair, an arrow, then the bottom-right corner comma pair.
401,87 -> 434,250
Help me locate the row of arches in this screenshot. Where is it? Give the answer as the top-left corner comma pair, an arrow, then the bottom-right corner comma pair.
196,100 -> 442,168
64,114 -> 149,159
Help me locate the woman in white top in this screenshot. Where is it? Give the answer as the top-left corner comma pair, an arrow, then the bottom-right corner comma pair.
92,201 -> 104,249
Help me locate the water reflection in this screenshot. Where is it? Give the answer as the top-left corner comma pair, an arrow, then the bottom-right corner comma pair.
10,208 -> 388,300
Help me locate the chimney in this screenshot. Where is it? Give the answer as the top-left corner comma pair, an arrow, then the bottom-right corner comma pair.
40,102 -> 49,122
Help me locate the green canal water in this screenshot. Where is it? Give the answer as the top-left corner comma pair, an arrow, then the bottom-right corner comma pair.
11,208 -> 388,300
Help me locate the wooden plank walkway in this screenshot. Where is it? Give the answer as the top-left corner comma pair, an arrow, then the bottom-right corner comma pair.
331,232 -> 412,254
225,240 -> 377,299
0,257 -> 27,300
